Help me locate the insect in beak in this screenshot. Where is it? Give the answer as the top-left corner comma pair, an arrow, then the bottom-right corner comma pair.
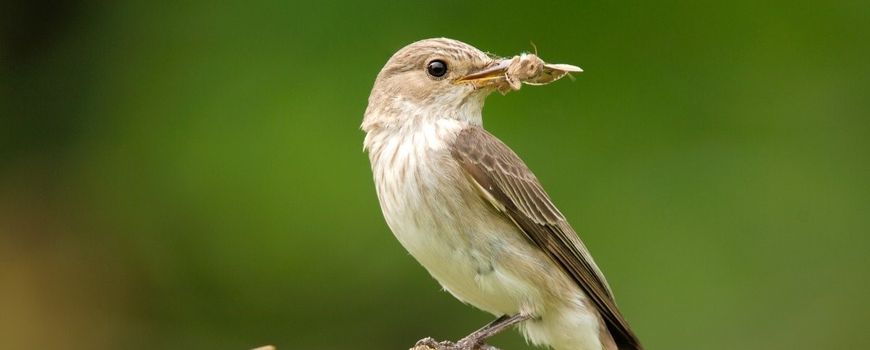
455,54 -> 582,93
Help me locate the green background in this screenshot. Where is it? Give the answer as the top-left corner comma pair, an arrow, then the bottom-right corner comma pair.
2,1 -> 868,349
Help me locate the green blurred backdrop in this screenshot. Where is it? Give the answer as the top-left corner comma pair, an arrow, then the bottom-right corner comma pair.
2,1 -> 868,349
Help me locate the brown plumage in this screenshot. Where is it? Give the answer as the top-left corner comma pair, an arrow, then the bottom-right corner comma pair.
363,38 -> 641,350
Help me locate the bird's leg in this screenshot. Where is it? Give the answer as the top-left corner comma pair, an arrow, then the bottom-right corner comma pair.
415,314 -> 532,350
455,313 -> 532,349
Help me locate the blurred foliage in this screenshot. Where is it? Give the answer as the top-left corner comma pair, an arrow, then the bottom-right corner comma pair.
1,1 -> 869,349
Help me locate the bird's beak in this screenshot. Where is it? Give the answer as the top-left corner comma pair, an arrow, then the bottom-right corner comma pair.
453,59 -> 512,88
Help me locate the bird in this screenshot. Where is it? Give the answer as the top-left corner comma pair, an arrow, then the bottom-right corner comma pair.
361,38 -> 642,350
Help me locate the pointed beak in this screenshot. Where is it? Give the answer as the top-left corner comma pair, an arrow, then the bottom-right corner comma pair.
453,59 -> 512,88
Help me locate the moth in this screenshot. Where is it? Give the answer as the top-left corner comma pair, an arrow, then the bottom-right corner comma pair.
497,53 -> 583,94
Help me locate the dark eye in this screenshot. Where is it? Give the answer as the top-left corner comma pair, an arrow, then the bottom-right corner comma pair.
427,60 -> 448,78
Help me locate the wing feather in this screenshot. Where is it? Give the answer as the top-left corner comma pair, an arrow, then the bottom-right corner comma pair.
451,126 -> 642,350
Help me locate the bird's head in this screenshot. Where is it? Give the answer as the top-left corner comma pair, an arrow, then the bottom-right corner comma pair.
362,38 -> 580,132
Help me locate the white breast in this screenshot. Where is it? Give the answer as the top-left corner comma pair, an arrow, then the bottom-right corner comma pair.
365,118 -> 542,316
366,118 -> 468,260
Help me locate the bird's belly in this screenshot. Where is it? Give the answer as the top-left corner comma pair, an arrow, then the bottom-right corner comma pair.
380,180 -> 547,316
394,222 -> 539,316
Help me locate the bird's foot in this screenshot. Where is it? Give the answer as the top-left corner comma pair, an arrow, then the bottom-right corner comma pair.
412,314 -> 532,350
413,337 -> 501,350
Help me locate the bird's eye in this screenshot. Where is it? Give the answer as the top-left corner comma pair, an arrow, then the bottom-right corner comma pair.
426,60 -> 448,78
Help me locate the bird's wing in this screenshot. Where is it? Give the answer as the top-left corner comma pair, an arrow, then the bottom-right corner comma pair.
451,126 -> 642,350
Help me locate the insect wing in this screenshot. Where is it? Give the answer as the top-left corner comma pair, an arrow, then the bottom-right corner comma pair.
524,63 -> 583,85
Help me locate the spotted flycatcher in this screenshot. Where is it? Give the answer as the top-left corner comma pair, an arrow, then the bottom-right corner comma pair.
362,38 -> 642,350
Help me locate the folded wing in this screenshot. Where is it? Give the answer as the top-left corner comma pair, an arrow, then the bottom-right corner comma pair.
451,126 -> 642,350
